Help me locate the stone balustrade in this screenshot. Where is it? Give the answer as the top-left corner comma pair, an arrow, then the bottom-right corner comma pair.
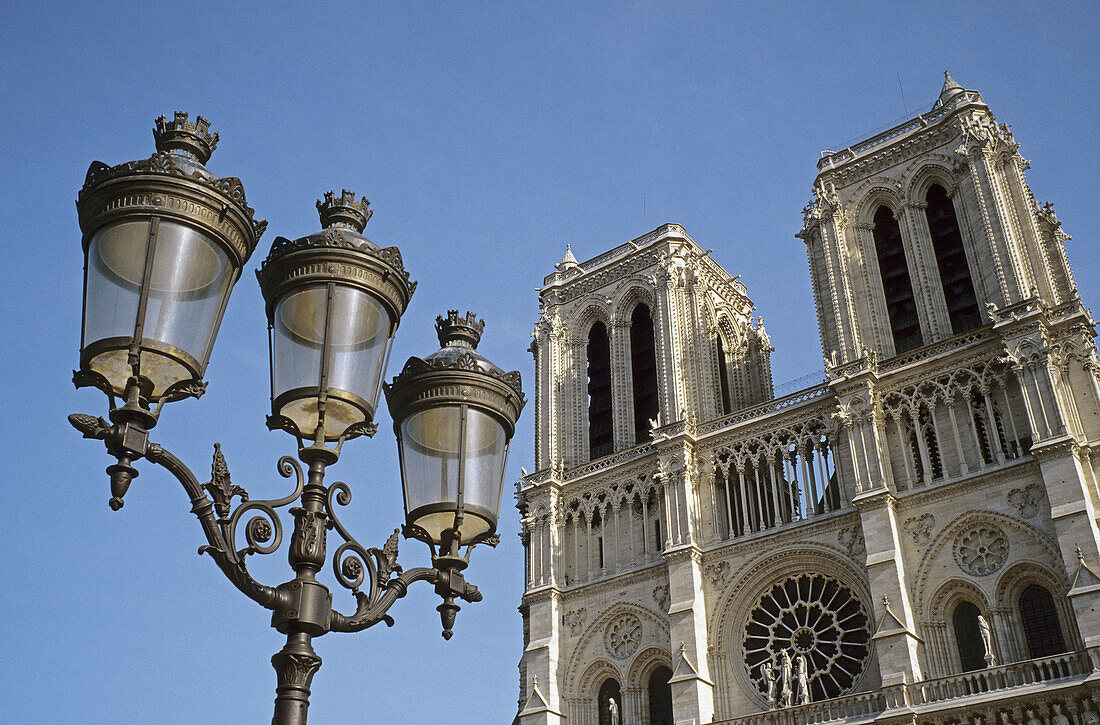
710,648 -> 1099,725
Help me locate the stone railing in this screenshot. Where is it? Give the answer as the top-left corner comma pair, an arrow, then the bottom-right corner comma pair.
907,649 -> 1095,707
816,91 -> 983,170
541,224 -> 687,285
711,648 -> 1099,725
877,327 -> 995,374
711,685 -> 907,725
696,383 -> 833,436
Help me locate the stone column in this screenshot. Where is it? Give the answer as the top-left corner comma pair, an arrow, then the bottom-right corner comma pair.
610,319 -> 634,450
900,199 -> 948,340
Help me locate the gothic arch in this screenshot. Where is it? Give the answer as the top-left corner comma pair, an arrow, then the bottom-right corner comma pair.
904,160 -> 960,202
927,577 -> 989,622
854,182 -> 905,225
994,560 -> 1068,605
626,646 -> 672,688
912,509 -> 1062,621
994,560 -> 1080,654
709,544 -> 876,706
572,301 -> 613,338
577,659 -> 624,699
612,281 -> 656,325
564,601 -> 671,697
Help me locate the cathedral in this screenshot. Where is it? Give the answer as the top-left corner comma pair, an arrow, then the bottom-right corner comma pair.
513,74 -> 1100,725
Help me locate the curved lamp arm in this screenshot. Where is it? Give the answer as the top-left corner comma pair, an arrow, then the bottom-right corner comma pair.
69,412 -> 283,610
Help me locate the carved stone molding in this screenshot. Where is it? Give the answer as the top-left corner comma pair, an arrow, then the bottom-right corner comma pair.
838,526 -> 866,558
564,607 -> 588,636
904,513 -> 936,546
1007,483 -> 1044,518
652,585 -> 670,614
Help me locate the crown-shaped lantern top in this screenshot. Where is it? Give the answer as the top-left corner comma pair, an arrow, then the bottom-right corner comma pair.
436,310 -> 485,349
317,190 -> 373,232
153,112 -> 219,164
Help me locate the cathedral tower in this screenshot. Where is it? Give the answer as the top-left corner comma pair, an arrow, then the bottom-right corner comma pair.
516,75 -> 1100,725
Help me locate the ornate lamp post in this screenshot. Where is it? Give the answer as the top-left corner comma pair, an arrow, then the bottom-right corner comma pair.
69,114 -> 525,725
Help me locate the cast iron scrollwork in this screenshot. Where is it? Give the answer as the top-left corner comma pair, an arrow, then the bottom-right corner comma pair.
325,481 -> 437,632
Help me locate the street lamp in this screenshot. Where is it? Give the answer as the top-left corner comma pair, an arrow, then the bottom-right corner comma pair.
69,113 -> 525,725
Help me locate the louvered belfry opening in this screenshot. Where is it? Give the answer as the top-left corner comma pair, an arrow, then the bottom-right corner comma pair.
926,184 -> 982,334
716,333 -> 732,415
873,205 -> 923,353
631,304 -> 660,443
587,321 -> 613,460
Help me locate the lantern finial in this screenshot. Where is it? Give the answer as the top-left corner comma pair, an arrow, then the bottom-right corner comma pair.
153,111 -> 219,164
435,310 -> 484,349
317,190 -> 372,232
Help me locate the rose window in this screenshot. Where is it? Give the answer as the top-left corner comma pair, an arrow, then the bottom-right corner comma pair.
604,614 -> 642,659
954,525 -> 1009,576
743,574 -> 871,703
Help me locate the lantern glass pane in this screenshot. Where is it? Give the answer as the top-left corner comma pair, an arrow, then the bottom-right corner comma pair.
82,219 -> 232,396
83,220 -> 148,388
141,220 -> 233,371
461,407 -> 507,521
272,284 -> 390,439
399,406 -> 506,542
325,285 -> 390,430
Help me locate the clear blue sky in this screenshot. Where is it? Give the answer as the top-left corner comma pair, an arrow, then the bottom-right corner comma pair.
1,2 -> 1097,723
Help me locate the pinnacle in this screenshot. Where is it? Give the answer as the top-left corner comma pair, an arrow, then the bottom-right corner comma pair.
556,243 -> 579,271
939,70 -> 964,103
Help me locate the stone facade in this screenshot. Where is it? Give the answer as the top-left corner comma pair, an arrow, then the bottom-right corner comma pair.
514,74 -> 1100,725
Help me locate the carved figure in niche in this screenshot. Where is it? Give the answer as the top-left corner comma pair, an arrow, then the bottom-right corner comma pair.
780,651 -> 793,708
762,657 -> 777,709
796,654 -> 811,705
977,614 -> 996,666
1081,707 -> 1099,725
1026,710 -> 1041,725
1052,704 -> 1070,725
607,697 -> 620,725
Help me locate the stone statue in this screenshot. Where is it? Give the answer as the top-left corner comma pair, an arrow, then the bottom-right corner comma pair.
780,651 -> 794,708
762,657 -> 778,709
1026,709 -> 1042,725
977,614 -> 996,666
796,654 -> 811,704
607,697 -> 620,725
1051,704 -> 1071,725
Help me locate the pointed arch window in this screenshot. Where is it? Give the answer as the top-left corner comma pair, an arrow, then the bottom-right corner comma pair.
716,332 -> 732,415
587,321 -> 613,460
926,184 -> 981,334
648,666 -> 674,725
631,304 -> 659,444
952,601 -> 986,672
873,205 -> 923,353
1019,585 -> 1066,658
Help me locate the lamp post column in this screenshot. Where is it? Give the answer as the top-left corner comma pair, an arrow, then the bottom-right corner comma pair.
271,453 -> 334,725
